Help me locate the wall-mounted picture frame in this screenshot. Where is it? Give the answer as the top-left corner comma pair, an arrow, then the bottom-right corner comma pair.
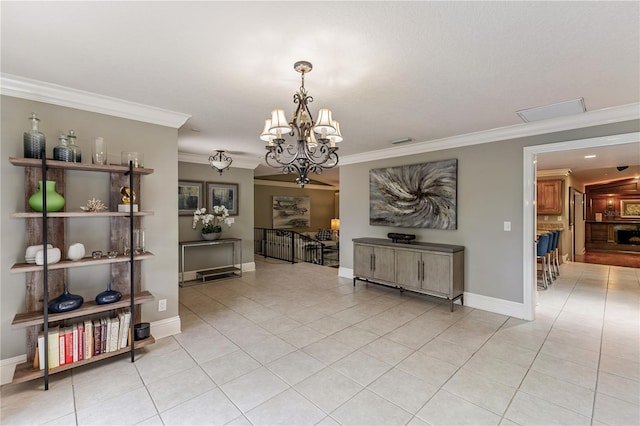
273,196 -> 310,229
369,159 -> 458,230
178,180 -> 204,216
207,182 -> 239,216
620,199 -> 640,218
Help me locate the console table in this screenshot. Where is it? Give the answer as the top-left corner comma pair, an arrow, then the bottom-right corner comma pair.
179,238 -> 242,286
353,238 -> 464,311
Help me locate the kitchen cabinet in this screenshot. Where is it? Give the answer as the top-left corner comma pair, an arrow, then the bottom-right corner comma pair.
537,179 -> 563,215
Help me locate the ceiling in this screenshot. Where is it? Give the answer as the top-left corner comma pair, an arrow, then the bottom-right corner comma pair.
2,2 -> 639,187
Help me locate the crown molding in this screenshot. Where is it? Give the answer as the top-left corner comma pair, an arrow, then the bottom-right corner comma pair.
178,151 -> 261,169
1,73 -> 191,128
254,179 -> 338,191
537,169 -> 572,177
341,103 -> 640,165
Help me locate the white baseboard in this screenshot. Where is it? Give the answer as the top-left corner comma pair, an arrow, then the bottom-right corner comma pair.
0,316 -> 182,386
339,267 -> 353,279
1,354 -> 27,385
463,292 -> 527,319
340,268 -> 525,318
178,262 -> 256,282
151,315 -> 181,340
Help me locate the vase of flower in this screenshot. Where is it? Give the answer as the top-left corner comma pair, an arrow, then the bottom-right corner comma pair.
202,232 -> 222,241
193,206 -> 233,239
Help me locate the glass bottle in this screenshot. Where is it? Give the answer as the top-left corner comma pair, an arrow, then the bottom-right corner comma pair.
23,112 -> 46,159
67,129 -> 81,162
53,134 -> 74,162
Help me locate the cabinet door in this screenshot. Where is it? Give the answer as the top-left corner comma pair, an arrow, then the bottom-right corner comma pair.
354,244 -> 374,278
537,180 -> 562,215
395,249 -> 421,289
373,247 -> 395,283
422,252 -> 451,296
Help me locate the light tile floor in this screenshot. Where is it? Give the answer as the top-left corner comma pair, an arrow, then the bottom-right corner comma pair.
2,258 -> 639,425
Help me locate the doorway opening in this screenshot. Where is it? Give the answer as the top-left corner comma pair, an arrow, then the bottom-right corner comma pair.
522,132 -> 640,321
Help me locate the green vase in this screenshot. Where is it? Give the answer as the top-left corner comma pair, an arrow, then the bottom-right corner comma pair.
28,180 -> 65,212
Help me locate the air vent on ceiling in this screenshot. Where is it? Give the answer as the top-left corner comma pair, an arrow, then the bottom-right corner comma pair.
517,98 -> 586,123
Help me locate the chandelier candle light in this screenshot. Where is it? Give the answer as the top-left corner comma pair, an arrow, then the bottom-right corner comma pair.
261,61 -> 343,187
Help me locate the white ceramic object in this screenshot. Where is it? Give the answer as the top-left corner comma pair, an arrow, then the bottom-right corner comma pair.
35,248 -> 61,265
25,244 -> 53,263
67,243 -> 86,261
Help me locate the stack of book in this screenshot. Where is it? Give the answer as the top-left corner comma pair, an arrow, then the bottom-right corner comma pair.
35,309 -> 132,370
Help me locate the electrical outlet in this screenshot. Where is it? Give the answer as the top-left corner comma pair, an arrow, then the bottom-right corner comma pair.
544,216 -> 549,220
557,216 -> 562,221
158,299 -> 167,312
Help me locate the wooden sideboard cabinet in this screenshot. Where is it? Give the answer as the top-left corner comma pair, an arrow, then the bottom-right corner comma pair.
353,238 -> 464,311
537,179 -> 563,215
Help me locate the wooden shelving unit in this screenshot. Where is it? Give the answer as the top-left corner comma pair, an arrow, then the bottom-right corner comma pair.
11,211 -> 153,218
9,157 -> 154,174
12,336 -> 156,384
12,291 -> 154,328
11,252 -> 154,273
10,156 -> 155,387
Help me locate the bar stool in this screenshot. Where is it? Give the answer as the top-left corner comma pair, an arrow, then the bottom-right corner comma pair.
536,233 -> 551,289
551,230 -> 561,278
546,230 -> 557,283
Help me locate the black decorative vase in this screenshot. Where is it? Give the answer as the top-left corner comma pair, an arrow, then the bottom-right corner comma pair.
48,283 -> 83,313
95,282 -> 122,305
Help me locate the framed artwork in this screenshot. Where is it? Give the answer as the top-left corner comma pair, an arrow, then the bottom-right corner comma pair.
178,180 -> 204,216
568,187 -> 575,226
620,199 -> 640,218
273,196 -> 310,229
207,182 -> 239,215
370,159 -> 458,230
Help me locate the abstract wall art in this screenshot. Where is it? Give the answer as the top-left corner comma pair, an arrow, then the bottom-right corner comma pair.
370,159 -> 457,230
273,196 -> 311,229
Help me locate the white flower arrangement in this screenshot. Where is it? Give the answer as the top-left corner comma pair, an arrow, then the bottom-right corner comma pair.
192,206 -> 233,234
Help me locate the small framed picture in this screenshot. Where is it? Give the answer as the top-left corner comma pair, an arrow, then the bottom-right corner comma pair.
178,180 -> 204,216
620,199 -> 640,218
207,182 -> 239,216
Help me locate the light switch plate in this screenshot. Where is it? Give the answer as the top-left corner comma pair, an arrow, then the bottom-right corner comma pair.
504,221 -> 511,231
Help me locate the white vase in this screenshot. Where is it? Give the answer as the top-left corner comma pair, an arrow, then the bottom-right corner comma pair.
67,243 -> 86,261
202,232 -> 221,241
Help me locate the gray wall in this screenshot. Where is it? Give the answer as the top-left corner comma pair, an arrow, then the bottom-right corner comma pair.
1,96 -> 180,359
340,120 -> 640,304
178,161 -> 255,270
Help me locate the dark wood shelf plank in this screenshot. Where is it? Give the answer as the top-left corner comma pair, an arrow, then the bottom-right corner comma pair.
12,291 -> 154,328
12,336 -> 155,384
9,157 -> 153,174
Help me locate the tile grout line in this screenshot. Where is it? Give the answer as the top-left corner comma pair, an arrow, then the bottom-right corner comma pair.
589,266 -> 611,426
498,265 -> 580,424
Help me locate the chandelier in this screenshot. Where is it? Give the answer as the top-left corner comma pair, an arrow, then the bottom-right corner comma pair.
209,150 -> 232,175
260,61 -> 343,187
